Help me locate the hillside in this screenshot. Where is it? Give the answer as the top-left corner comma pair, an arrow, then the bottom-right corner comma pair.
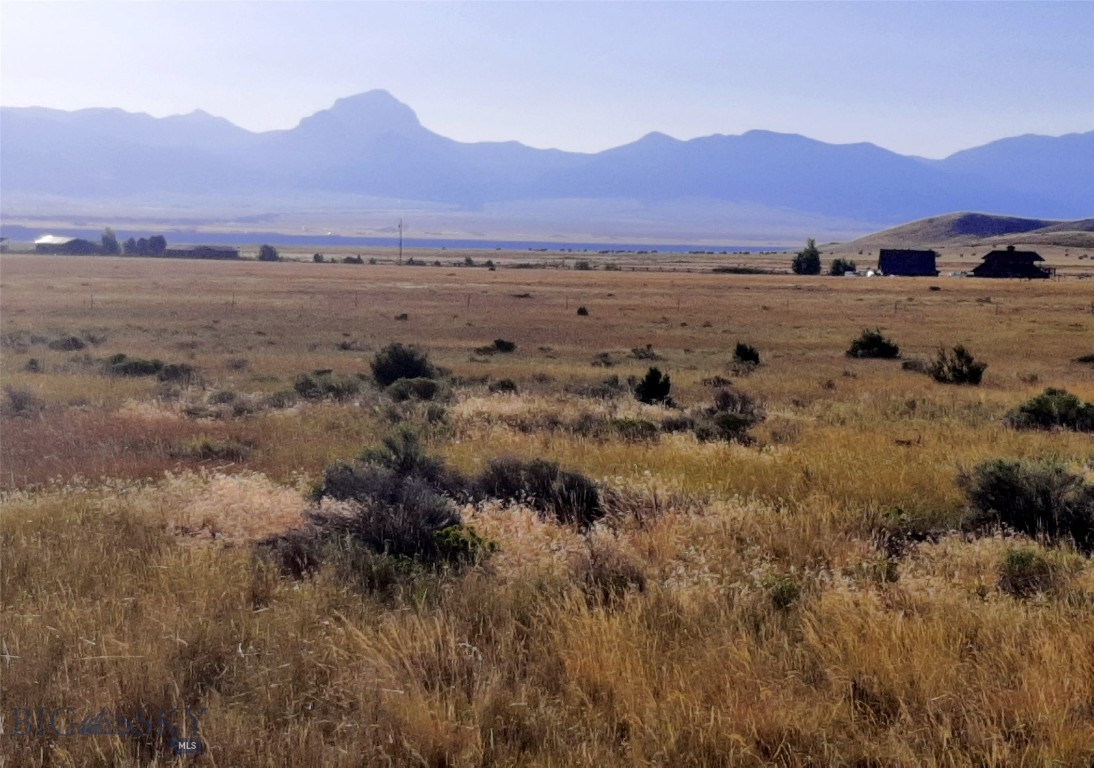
849,212 -> 1094,250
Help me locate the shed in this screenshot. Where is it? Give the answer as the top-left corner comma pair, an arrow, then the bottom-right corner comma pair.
878,249 -> 939,276
971,246 -> 1051,279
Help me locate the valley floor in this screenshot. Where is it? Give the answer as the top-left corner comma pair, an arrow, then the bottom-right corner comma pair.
2,253 -> 1092,766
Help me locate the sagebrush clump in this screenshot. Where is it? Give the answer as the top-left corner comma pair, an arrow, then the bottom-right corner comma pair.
293,371 -> 363,401
846,328 -> 900,359
1006,388 -> 1094,432
387,377 -> 440,402
371,342 -> 436,386
930,345 -> 987,385
960,458 -> 1093,553
476,456 -> 603,529
693,386 -> 765,443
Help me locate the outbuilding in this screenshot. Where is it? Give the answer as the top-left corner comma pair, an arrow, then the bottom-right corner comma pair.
877,249 -> 939,276
971,246 -> 1051,279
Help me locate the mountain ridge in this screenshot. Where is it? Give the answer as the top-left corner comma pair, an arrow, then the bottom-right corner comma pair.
2,90 -> 1091,242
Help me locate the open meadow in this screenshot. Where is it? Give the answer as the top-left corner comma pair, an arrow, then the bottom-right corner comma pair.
2,251 -> 1093,766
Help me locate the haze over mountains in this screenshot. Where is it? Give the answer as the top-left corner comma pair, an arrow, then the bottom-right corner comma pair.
2,90 -> 1091,245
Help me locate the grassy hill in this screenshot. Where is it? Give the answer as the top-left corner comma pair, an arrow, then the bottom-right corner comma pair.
850,212 -> 1094,249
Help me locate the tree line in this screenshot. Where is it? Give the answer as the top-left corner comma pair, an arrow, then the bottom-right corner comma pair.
99,227 -> 167,256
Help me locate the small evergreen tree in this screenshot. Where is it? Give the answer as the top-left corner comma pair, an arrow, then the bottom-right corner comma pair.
100,227 -> 121,255
792,238 -> 822,275
258,244 -> 279,262
634,367 -> 672,405
733,342 -> 761,366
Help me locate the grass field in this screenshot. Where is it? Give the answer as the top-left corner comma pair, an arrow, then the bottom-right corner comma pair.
2,252 -> 1093,766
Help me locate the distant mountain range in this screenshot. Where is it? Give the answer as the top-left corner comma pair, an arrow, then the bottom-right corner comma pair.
2,90 -> 1091,244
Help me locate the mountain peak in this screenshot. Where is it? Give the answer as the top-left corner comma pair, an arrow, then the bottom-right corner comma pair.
297,89 -> 422,137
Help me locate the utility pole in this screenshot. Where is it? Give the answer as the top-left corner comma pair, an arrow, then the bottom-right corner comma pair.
398,219 -> 403,265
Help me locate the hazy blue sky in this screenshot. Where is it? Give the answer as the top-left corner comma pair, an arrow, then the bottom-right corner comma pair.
2,1 -> 1091,158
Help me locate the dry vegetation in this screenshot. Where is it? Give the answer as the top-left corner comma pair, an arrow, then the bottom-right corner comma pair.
2,252 -> 1093,766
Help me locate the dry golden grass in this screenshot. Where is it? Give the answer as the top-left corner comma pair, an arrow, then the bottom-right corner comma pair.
2,253 -> 1093,766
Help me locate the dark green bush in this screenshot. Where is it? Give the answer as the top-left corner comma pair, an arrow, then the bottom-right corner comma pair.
475,456 -> 603,529
930,345 -> 986,385
356,427 -> 455,490
272,430 -> 486,581
634,367 -> 672,405
733,342 -> 760,366
313,470 -> 462,559
1005,388 -> 1094,432
576,306 -> 589,316
371,342 -> 435,387
492,339 -> 517,353
109,355 -> 165,377
960,458 -> 1094,553
387,377 -> 439,402
829,258 -> 857,276
846,329 -> 900,359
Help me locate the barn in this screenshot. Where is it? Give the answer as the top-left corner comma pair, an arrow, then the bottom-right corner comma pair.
878,249 -> 939,276
971,246 -> 1051,279
34,235 -> 99,254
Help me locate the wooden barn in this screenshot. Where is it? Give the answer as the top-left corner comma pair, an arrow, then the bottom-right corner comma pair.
971,246 -> 1051,279
878,249 -> 939,276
